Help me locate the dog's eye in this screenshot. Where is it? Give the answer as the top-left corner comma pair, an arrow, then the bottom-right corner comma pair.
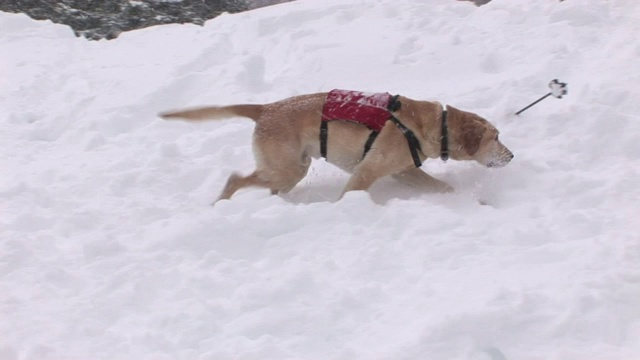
495,134 -> 499,141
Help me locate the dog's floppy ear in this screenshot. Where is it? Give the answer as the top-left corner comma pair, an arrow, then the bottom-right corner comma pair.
448,106 -> 486,156
461,117 -> 486,155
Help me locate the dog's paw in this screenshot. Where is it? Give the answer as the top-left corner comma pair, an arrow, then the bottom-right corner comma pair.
436,183 -> 455,193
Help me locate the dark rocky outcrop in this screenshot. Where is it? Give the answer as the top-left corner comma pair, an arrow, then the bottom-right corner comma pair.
0,0 -> 251,40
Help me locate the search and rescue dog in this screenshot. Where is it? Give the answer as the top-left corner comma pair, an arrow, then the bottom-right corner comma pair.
160,89 -> 513,203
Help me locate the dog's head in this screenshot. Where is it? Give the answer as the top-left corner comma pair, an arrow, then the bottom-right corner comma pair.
447,106 -> 513,168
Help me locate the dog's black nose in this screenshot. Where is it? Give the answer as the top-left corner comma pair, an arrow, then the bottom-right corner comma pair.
510,153 -> 514,160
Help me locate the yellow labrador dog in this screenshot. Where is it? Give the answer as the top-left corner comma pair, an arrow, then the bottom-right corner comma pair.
160,90 -> 513,203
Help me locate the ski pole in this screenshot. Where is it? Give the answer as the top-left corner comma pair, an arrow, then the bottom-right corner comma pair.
516,79 -> 567,115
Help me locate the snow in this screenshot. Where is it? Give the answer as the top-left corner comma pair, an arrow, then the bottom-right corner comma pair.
2,0 -> 640,359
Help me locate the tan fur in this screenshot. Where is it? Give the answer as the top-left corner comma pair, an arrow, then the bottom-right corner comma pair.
160,92 -> 513,203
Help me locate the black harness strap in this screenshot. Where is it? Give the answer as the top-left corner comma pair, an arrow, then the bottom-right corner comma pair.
440,107 -> 449,161
320,121 -> 328,158
362,131 -> 379,159
389,115 -> 423,168
388,95 -> 423,168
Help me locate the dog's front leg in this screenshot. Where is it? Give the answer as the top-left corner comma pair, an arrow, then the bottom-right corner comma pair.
340,162 -> 398,199
392,168 -> 454,193
340,169 -> 381,198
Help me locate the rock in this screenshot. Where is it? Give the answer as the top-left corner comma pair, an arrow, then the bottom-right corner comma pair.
0,0 -> 251,40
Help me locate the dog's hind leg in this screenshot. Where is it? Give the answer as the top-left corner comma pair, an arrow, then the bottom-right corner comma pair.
214,157 -> 310,204
264,156 -> 311,195
252,133 -> 311,195
214,171 -> 271,203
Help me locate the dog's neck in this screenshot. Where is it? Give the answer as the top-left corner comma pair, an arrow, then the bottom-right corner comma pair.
391,98 -> 452,161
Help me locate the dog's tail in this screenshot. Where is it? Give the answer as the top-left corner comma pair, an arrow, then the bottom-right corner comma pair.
159,104 -> 262,122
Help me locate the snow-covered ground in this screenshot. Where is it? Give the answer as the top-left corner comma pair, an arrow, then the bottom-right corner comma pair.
2,0 -> 640,359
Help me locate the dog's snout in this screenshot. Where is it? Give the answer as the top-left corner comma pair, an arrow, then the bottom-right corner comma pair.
485,148 -> 514,168
502,151 -> 514,165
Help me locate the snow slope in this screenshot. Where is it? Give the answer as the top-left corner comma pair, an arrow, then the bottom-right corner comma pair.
2,0 -> 640,359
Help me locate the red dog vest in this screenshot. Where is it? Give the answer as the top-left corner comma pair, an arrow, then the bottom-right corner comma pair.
321,89 -> 393,131
319,89 -> 423,167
